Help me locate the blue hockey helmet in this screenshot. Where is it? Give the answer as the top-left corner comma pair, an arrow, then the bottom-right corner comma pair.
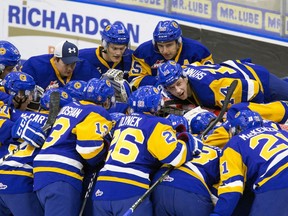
84,78 -> 115,108
128,85 -> 163,114
101,22 -> 130,47
40,88 -> 73,110
64,80 -> 87,101
110,112 -> 125,135
3,72 -> 35,96
190,111 -> 217,135
0,41 -> 21,71
229,110 -> 263,135
157,60 -> 183,88
153,20 -> 182,44
166,114 -> 189,132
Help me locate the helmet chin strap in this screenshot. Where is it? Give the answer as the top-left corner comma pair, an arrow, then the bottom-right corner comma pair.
0,64 -> 5,75
13,95 -> 28,109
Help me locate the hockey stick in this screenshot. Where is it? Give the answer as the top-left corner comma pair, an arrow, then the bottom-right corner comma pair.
0,91 -> 60,164
201,80 -> 238,139
79,159 -> 106,215
122,165 -> 174,216
79,171 -> 97,216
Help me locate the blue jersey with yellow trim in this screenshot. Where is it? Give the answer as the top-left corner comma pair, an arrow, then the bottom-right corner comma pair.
79,46 -> 133,78
227,101 -> 288,124
203,120 -> 282,149
153,145 -> 221,199
128,37 -> 213,88
0,106 -> 48,194
33,100 -> 113,192
93,112 -> 197,200
22,54 -> 101,90
0,86 -> 9,104
214,126 -> 288,216
184,59 -> 272,108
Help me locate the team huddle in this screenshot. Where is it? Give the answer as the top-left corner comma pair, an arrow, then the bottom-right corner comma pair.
0,19 -> 288,216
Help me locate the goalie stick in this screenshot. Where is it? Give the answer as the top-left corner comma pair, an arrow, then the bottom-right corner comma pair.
0,91 -> 60,165
201,80 -> 238,139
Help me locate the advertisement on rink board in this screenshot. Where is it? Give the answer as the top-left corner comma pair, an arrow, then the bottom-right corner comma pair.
0,0 -> 191,61
1,0 -> 288,62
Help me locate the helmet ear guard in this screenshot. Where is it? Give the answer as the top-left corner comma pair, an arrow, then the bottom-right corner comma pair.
0,64 -> 5,75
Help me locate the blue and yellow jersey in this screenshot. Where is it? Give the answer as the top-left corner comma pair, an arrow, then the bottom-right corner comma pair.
79,46 -> 133,79
128,37 -> 213,88
33,101 -> 113,192
184,59 -> 272,108
93,112 -> 197,200
202,120 -> 283,149
22,54 -> 101,90
214,126 -> 288,216
202,122 -> 230,149
153,145 -> 221,199
0,83 -> 9,104
0,107 -> 48,194
227,101 -> 288,124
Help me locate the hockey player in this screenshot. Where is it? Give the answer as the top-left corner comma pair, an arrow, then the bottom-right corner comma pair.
152,114 -> 220,216
128,20 -> 213,89
33,78 -> 115,216
211,110 -> 288,216
227,100 -> 288,125
0,40 -> 21,80
157,60 -> 288,108
0,72 -> 45,216
0,41 -> 21,102
79,22 -> 133,80
92,85 -> 203,216
152,144 -> 221,216
22,40 -> 101,90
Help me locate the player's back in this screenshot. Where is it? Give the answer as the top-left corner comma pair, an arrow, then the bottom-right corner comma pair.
0,109 -> 48,194
153,145 -> 221,198
225,126 -> 288,192
33,100 -> 111,192
94,112 -> 177,200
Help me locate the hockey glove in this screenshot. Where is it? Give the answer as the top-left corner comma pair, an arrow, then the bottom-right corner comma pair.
177,132 -> 203,156
11,117 -> 46,148
102,69 -> 132,102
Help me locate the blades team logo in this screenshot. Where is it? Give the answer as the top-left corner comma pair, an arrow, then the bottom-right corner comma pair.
46,80 -> 59,90
163,175 -> 174,182
0,182 -> 8,190
151,60 -> 165,69
95,189 -> 103,197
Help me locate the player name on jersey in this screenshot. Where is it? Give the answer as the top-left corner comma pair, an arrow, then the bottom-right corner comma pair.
58,106 -> 83,118
238,127 -> 278,140
118,115 -> 142,127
